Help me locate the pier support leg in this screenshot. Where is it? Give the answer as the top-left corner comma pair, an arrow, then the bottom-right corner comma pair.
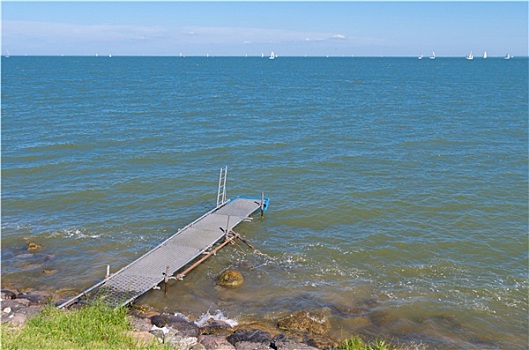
164,265 -> 169,297
260,192 -> 265,217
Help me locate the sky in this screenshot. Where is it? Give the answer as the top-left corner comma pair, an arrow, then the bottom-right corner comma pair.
2,1 -> 528,57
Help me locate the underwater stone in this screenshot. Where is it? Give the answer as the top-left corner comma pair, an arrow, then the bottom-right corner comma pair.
217,270 -> 244,288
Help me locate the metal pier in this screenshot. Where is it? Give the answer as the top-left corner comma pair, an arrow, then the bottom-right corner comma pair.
59,168 -> 268,308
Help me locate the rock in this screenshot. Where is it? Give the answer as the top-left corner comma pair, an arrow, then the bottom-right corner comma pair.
165,334 -> 199,350
217,270 -> 244,288
13,298 -> 30,307
347,316 -> 372,331
150,313 -> 200,337
1,289 -> 17,300
277,310 -> 330,335
151,314 -> 168,328
171,320 -> 200,337
274,341 -> 319,350
234,341 -> 272,350
27,242 -> 43,252
368,310 -> 394,328
18,293 -> 48,305
305,334 -> 339,349
199,334 -> 236,350
271,333 -> 317,349
227,329 -> 272,346
1,300 -> 41,327
42,268 -> 58,276
199,318 -> 234,336
150,328 -> 167,340
272,334 -> 303,344
125,330 -> 158,346
6,313 -> 28,326
129,314 -> 154,332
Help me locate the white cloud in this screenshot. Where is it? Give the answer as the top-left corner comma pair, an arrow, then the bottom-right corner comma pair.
332,34 -> 346,40
4,20 -> 168,43
3,20 -> 353,55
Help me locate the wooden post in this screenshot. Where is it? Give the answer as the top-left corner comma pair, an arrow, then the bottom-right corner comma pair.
225,215 -> 231,236
164,265 -> 169,297
260,192 -> 265,217
106,265 -> 110,280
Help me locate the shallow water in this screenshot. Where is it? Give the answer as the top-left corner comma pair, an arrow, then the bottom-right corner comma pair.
2,56 -> 527,348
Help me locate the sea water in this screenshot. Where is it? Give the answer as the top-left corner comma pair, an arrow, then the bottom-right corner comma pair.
2,56 -> 527,348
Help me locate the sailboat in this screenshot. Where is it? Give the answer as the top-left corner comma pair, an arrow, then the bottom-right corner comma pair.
483,51 -> 487,59
504,53 -> 511,60
418,54 -> 423,60
269,51 -> 276,60
429,51 -> 436,60
466,51 -> 474,60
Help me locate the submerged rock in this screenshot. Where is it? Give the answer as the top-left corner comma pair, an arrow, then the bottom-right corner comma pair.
27,242 -> 43,253
277,310 -> 330,335
43,267 -> 58,276
217,270 -> 244,288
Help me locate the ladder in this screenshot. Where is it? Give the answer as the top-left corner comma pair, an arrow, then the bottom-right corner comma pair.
216,166 -> 228,207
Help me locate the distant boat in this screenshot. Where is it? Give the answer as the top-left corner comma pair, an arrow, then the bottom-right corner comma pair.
483,51 -> 487,59
261,52 -> 264,58
418,54 -> 423,60
429,51 -> 436,60
269,51 -> 276,60
466,51 -> 474,60
504,53 -> 511,60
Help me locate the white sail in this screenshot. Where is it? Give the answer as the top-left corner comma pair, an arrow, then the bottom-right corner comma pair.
483,51 -> 487,59
466,51 -> 474,60
269,51 -> 276,60
429,51 -> 436,59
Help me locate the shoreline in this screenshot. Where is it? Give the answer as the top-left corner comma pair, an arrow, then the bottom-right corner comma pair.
1,286 -> 351,350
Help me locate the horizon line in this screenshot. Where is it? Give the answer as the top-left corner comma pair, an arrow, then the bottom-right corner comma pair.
3,54 -> 527,58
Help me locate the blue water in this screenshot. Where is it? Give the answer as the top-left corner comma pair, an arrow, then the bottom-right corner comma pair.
2,56 -> 528,349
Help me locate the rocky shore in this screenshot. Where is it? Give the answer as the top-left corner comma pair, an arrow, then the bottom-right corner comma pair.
1,288 -> 340,350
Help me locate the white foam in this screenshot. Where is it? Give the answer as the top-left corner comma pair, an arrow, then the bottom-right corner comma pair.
51,228 -> 102,239
194,309 -> 238,328
150,325 -> 169,334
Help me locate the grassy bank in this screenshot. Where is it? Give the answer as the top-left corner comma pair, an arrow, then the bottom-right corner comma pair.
1,302 -> 394,350
1,301 -> 166,350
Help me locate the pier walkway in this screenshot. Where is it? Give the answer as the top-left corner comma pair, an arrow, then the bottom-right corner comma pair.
59,168 -> 268,308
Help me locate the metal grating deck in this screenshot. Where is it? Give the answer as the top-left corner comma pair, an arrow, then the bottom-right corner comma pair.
60,196 -> 267,308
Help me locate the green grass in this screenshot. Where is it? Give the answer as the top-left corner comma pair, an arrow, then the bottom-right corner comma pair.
0,301 -> 168,350
338,336 -> 394,350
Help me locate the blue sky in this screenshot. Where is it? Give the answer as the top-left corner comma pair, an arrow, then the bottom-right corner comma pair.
2,1 -> 528,57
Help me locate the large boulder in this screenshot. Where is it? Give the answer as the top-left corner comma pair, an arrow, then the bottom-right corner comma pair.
217,270 -> 244,288
277,310 -> 330,335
